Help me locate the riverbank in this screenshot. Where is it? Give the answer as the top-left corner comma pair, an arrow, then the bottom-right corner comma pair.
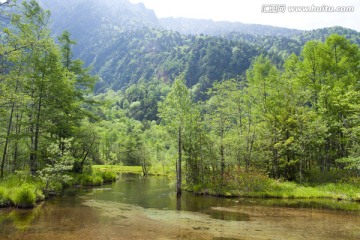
188,176 -> 360,203
0,169 -> 117,209
92,164 -> 172,176
94,165 -> 360,202
0,165 -> 157,209
3,165 -> 359,209
190,181 -> 360,201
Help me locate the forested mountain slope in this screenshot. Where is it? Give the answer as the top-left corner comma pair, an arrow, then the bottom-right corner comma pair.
35,0 -> 360,97
159,17 -> 301,36
1,0 -> 360,201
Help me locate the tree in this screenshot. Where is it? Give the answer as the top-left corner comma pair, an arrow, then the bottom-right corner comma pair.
0,0 -> 97,177
205,80 -> 238,181
158,76 -> 195,196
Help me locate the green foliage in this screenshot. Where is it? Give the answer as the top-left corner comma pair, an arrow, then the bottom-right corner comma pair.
304,169 -> 347,184
2,0 -> 360,205
93,165 -> 143,174
0,0 -> 97,179
230,170 -> 273,193
0,187 -> 10,207
99,171 -> 117,183
78,173 -> 104,187
10,184 -> 37,208
37,139 -> 75,191
0,172 -> 45,208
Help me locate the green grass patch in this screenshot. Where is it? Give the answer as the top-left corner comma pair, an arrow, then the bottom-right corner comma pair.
0,186 -> 10,207
188,170 -> 360,202
0,168 -> 118,208
68,170 -> 117,187
99,171 -> 117,183
238,181 -> 360,201
92,164 -> 174,176
0,173 -> 45,208
93,165 -> 143,174
10,184 -> 37,208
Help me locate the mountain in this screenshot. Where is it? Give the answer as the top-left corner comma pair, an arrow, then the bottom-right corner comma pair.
159,17 -> 301,37
33,0 -> 360,96
38,0 -> 159,56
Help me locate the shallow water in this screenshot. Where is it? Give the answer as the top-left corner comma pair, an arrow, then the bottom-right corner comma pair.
1,173 -> 360,239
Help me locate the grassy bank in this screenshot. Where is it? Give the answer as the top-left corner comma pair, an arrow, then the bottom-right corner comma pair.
188,171 -> 360,202
0,169 -> 117,209
228,181 -> 360,201
94,165 -> 360,202
92,165 -> 143,174
92,164 -> 173,176
0,175 -> 45,208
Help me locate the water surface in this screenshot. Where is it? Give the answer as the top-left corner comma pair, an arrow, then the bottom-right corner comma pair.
1,173 -> 360,239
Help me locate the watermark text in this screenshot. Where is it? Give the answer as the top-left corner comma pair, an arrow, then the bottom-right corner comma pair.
262,4 -> 355,13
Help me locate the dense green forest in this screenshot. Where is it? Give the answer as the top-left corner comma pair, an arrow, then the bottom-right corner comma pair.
1,0 -> 360,207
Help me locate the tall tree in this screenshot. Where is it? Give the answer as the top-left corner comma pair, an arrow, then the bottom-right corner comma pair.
205,80 -> 237,181
158,76 -> 195,196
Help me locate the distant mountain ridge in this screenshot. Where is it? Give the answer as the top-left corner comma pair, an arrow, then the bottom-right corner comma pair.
159,17 -> 302,37
38,0 -> 305,38
38,0 -> 159,56
32,0 -> 359,94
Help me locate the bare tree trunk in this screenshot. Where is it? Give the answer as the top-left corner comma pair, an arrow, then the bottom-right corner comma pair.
220,142 -> 225,180
177,126 -> 182,197
1,76 -> 21,177
1,103 -> 15,178
30,74 -> 45,176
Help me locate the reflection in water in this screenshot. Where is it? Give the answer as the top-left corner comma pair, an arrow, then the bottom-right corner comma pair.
206,208 -> 250,221
0,173 -> 359,240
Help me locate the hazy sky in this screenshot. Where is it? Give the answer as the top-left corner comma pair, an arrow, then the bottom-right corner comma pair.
129,0 -> 360,31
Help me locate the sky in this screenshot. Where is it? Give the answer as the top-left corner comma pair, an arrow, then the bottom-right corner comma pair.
129,0 -> 360,31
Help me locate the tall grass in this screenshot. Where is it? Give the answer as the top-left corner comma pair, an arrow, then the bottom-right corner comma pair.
0,174 -> 45,208
0,168 -> 117,208
188,168 -> 360,201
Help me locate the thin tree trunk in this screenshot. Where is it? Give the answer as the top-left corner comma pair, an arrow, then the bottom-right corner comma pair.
1,76 -> 21,178
13,112 -> 22,171
1,102 -> 15,178
30,73 -> 45,176
220,142 -> 225,180
177,126 -> 182,197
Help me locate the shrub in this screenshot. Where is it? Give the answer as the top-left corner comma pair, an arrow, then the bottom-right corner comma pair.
0,187 -> 10,207
304,169 -> 346,183
101,171 -> 117,183
80,174 -> 103,186
79,175 -> 93,186
92,175 -> 104,186
231,169 -> 273,193
11,184 -> 37,208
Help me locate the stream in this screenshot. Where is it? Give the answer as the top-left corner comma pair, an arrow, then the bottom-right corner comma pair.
0,173 -> 360,239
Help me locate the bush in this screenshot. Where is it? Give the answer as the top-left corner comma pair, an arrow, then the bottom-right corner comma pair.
100,171 -> 117,183
0,187 -> 10,207
79,175 -> 92,186
11,184 -> 37,208
92,175 -> 104,186
231,169 -> 273,193
304,169 -> 346,183
80,174 -> 104,186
